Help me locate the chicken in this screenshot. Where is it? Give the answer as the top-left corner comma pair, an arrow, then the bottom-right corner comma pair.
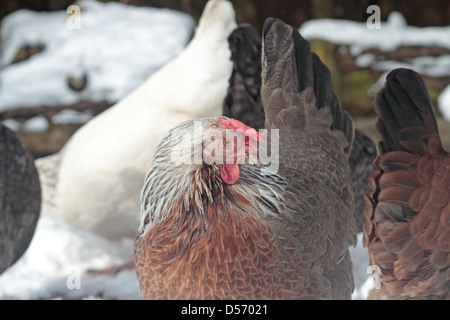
223,24 -> 264,131
35,0 -> 237,240
0,124 -> 41,274
363,68 -> 450,300
223,24 -> 376,232
134,18 -> 357,300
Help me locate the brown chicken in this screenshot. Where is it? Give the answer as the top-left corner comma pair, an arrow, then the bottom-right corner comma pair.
134,18 -> 356,300
363,68 -> 450,300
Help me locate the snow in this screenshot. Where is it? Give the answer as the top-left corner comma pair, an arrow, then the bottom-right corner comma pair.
0,0 -> 195,114
438,85 -> 450,121
51,109 -> 96,125
22,116 -> 49,132
300,12 -> 450,56
356,53 -> 450,78
1,118 -> 21,132
300,12 -> 450,76
350,233 -> 374,300
0,213 -> 142,300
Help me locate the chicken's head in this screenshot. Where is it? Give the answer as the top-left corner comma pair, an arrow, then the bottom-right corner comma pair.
139,117 -> 279,236
145,117 -> 263,201
199,117 -> 263,185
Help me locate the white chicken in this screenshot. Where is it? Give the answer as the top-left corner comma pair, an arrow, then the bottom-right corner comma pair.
36,0 -> 237,240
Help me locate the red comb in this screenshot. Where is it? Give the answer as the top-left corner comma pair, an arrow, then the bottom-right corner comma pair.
217,118 -> 264,142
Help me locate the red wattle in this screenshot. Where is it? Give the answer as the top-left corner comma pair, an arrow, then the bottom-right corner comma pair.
220,163 -> 241,185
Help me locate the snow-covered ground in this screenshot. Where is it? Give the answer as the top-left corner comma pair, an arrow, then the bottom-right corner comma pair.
0,0 -> 194,116
300,12 -> 450,121
0,213 -> 141,300
350,234 -> 375,300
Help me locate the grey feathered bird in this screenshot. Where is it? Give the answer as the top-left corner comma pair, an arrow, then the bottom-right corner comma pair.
134,18 -> 356,299
223,24 -> 376,233
0,124 -> 41,274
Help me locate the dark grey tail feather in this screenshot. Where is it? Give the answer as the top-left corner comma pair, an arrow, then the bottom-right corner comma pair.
375,68 -> 439,153
310,53 -> 353,144
262,17 -> 354,154
223,24 -> 265,130
262,18 -> 303,95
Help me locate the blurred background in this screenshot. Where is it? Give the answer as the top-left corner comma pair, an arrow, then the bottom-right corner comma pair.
2,0 -> 450,28
1,0 -> 450,158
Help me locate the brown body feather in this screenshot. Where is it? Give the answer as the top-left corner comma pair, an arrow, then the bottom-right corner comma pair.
364,68 -> 450,300
135,203 -> 304,300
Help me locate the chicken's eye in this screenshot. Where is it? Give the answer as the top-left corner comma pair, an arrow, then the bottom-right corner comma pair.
223,138 -> 231,147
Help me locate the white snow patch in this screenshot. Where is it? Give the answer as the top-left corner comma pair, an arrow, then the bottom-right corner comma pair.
0,213 -> 141,300
300,12 -> 450,56
0,0 -> 195,113
1,119 -> 21,132
350,233 -> 373,300
23,116 -> 49,132
438,85 -> 450,121
52,109 -> 95,125
357,54 -> 450,77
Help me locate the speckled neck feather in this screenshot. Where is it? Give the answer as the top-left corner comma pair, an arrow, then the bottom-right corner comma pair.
138,119 -> 286,237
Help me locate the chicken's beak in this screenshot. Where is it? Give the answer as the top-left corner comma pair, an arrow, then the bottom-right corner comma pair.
252,154 -> 261,168
247,137 -> 261,168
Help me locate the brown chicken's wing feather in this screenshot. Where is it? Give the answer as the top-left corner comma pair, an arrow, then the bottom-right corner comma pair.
375,68 -> 439,154
135,203 -> 309,299
364,68 -> 449,300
